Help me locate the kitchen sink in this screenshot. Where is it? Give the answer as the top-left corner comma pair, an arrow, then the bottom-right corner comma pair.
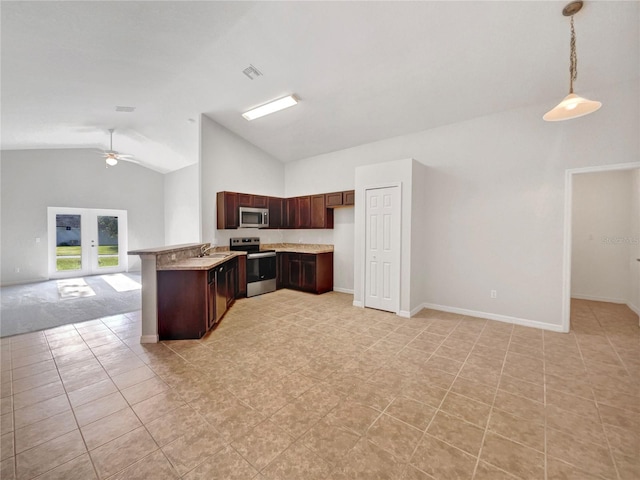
205,252 -> 232,259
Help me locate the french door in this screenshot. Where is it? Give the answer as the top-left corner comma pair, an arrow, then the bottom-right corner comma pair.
48,207 -> 128,278
364,186 -> 401,313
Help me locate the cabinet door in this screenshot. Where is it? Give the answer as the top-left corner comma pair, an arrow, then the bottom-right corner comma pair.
268,197 -> 284,229
277,253 -> 286,289
237,255 -> 247,297
238,193 -> 252,207
311,194 -> 333,228
217,192 -> 238,229
300,254 -> 317,292
226,260 -> 237,308
287,254 -> 302,288
286,198 -> 297,229
297,196 -> 311,228
253,195 -> 268,208
325,192 -> 343,207
344,190 -> 355,206
208,276 -> 216,330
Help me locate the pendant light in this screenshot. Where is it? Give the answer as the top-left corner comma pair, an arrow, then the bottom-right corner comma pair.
543,1 -> 601,122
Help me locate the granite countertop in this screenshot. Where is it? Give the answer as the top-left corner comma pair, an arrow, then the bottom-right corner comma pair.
155,243 -> 333,271
263,243 -> 334,254
128,243 -> 205,256
157,251 -> 246,271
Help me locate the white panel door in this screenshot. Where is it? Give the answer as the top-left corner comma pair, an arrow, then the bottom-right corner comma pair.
365,186 -> 401,313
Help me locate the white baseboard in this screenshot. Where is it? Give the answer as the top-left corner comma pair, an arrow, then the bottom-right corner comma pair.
334,287 -> 354,295
398,310 -> 411,318
353,300 -> 363,308
140,334 -> 159,344
571,294 -> 627,304
420,302 -> 566,333
627,302 -> 639,316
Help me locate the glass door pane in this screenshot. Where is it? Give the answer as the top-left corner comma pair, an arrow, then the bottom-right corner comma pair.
55,214 -> 82,272
97,215 -> 119,268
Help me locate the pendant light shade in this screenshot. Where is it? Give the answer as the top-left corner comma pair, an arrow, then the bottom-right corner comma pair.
544,1 -> 601,122
543,93 -> 602,121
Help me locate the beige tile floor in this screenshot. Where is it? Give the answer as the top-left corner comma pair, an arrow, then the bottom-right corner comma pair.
1,291 -> 638,479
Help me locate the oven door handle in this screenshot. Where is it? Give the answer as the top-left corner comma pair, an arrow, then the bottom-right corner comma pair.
247,252 -> 276,259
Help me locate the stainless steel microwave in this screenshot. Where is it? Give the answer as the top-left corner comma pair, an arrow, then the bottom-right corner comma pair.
239,207 -> 269,228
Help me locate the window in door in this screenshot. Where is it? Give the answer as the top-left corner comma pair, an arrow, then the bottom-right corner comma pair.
48,207 -> 128,278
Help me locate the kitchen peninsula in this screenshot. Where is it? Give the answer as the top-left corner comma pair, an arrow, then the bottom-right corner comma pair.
129,242 -> 333,343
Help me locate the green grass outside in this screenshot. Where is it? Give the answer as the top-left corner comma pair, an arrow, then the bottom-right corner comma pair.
57,258 -> 81,271
98,257 -> 119,268
57,245 -> 118,256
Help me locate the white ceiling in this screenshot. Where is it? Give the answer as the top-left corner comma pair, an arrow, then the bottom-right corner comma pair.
1,1 -> 638,173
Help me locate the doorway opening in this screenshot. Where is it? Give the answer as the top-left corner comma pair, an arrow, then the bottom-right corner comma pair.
47,207 -> 128,278
562,162 -> 640,332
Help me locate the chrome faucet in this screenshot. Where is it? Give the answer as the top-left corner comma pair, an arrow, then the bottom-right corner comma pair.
199,244 -> 216,257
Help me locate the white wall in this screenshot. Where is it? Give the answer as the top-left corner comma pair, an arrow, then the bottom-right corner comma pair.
164,164 -> 200,245
571,170 -> 635,304
630,169 -> 640,314
0,149 -> 165,285
200,114 -> 285,248
284,80 -> 639,329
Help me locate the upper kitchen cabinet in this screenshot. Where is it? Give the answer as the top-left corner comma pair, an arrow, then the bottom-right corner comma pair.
268,197 -> 284,229
238,194 -> 268,208
217,191 -> 238,229
326,190 -> 355,207
311,194 -> 333,229
217,190 -> 351,230
297,196 -> 311,228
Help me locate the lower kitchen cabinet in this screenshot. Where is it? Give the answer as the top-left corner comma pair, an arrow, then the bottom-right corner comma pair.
158,269 -> 209,340
157,257 -> 241,340
278,252 -> 333,294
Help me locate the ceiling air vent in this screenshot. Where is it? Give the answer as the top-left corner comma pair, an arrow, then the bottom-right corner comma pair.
115,106 -> 136,112
242,65 -> 262,80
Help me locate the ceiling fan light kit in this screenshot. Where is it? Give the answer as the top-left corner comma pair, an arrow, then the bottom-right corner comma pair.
543,1 -> 602,122
102,128 -> 133,167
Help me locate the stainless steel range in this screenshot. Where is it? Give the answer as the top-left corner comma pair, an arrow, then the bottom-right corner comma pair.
230,237 -> 276,297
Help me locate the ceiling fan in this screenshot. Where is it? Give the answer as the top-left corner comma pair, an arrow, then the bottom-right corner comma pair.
102,129 -> 134,167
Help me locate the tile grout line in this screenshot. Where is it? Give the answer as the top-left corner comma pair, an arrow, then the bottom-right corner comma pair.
469,321 -> 514,479
582,303 -> 625,480
401,315 -> 493,479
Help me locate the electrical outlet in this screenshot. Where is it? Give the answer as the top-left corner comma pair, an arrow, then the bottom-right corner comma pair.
15,267 -> 20,273
35,237 -> 41,243
171,254 -> 176,260
490,290 -> 497,299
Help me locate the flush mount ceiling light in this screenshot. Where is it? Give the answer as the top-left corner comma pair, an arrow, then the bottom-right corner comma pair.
242,95 -> 298,121
543,1 -> 602,121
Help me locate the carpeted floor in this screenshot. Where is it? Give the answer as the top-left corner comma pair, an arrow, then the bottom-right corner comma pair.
0,273 -> 141,337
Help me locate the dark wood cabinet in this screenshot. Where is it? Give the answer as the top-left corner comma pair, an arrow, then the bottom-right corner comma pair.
279,252 -> 333,294
225,259 -> 236,308
253,195 -> 268,208
217,192 -> 238,229
238,193 -> 252,207
311,194 -> 333,228
286,198 -> 297,228
326,192 -> 343,207
157,256 -> 243,340
217,190 -> 353,229
269,197 -> 284,229
344,190 -> 355,205
237,255 -> 247,297
297,196 -> 311,228
158,269 -> 209,340
325,190 -> 355,208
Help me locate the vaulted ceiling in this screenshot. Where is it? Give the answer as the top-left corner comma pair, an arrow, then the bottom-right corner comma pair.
1,1 -> 638,173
